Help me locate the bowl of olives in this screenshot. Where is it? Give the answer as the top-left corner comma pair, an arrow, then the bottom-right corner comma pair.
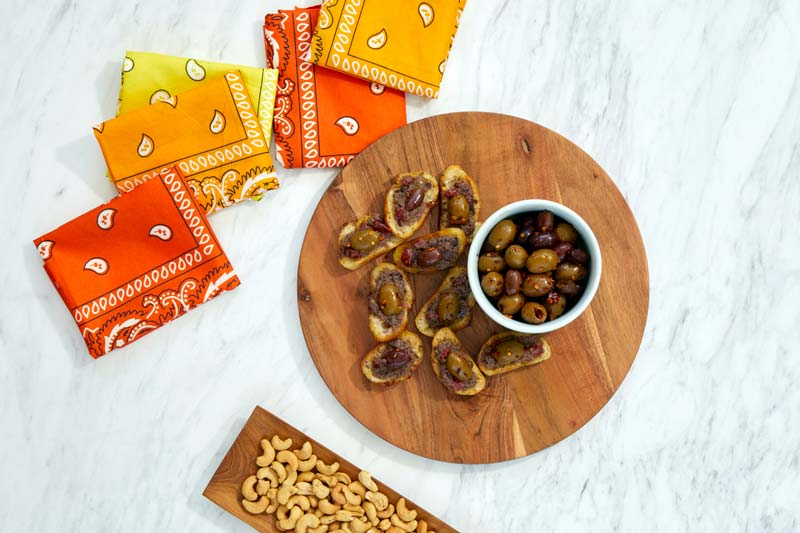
467,200 -> 601,333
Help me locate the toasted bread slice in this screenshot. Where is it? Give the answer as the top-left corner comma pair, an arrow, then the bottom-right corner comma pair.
337,213 -> 403,271
477,331 -> 552,376
431,328 -> 486,396
392,228 -> 466,273
439,165 -> 481,242
361,331 -> 424,385
415,266 -> 475,337
368,263 -> 414,342
384,171 -> 439,239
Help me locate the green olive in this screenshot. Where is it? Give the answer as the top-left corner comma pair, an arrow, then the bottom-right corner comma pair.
520,302 -> 547,324
378,283 -> 402,316
525,249 -> 559,273
448,194 -> 470,224
480,272 -> 504,298
522,274 -> 554,297
446,351 -> 474,382
485,219 -> 517,252
348,229 -> 381,252
497,293 -> 525,315
494,340 -> 526,367
478,253 -> 506,273
555,262 -> 588,281
437,291 -> 460,323
504,244 -> 529,269
545,294 -> 566,319
554,222 -> 578,243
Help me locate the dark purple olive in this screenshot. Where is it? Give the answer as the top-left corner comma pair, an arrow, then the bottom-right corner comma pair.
520,215 -> 536,229
516,226 -> 535,245
569,248 -> 589,264
504,269 -> 522,296
556,279 -> 580,296
554,242 -> 574,262
404,187 -> 424,211
536,211 -> 555,232
417,247 -> 443,267
530,231 -> 558,249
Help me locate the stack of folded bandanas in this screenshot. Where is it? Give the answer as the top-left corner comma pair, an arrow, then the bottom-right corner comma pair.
34,1 -> 467,358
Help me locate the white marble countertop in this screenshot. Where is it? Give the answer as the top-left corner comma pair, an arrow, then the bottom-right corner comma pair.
2,0 -> 799,531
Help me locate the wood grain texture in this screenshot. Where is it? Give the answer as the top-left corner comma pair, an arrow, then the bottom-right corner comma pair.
203,406 -> 455,533
297,112 -> 649,464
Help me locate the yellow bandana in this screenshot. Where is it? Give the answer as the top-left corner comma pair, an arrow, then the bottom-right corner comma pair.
311,0 -> 467,98
118,51 -> 278,144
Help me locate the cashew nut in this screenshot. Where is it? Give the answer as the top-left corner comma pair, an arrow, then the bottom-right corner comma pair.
357,471 -> 378,493
316,460 -> 339,475
298,454 -> 318,472
376,504 -> 394,519
366,529 -> 380,533
308,495 -> 319,508
266,488 -> 279,513
378,518 -> 392,531
328,523 -> 341,531
335,472 -> 352,485
308,525 -> 329,533
272,461 -> 288,484
416,520 -> 428,533
385,528 -> 404,533
348,481 -> 366,497
313,479 -> 331,499
287,494 -> 311,511
242,496 -> 269,514
320,514 -> 338,525
342,486 -> 362,506
277,504 -> 290,520
336,510 -> 357,522
277,450 -> 300,471
295,482 -> 314,496
340,524 -> 353,533
362,501 -> 378,526
258,466 -> 280,487
343,504 -> 365,516
278,484 -> 299,505
331,484 -> 347,505
349,519 -> 371,533
242,475 -> 258,501
272,435 -> 293,451
257,439 -> 276,467
276,506 -> 303,531
365,491 -> 388,512
318,498 -> 340,515
389,515 -> 416,533
284,465 -> 298,487
395,498 -> 417,522
295,513 -> 321,533
257,479 -> 271,496
294,441 -> 313,460
316,474 -> 338,488
298,471 -> 316,483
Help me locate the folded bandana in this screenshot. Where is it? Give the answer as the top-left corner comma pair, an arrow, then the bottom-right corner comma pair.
94,71 -> 278,214
310,0 -> 467,98
118,51 -> 279,144
33,167 -> 240,359
264,6 -> 406,168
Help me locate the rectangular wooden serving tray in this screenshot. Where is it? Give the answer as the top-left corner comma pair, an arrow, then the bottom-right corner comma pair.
203,406 -> 457,533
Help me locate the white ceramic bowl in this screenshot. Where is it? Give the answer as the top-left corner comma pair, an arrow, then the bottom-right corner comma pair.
467,199 -> 602,334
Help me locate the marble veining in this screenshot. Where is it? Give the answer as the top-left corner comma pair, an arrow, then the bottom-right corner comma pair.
1,0 -> 799,531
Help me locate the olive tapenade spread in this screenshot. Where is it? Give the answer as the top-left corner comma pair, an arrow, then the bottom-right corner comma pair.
391,175 -> 433,226
443,180 -> 477,237
424,270 -> 470,328
481,334 -> 544,371
339,214 -> 394,260
399,234 -> 462,270
369,269 -> 408,329
433,341 -> 478,392
369,338 -> 416,381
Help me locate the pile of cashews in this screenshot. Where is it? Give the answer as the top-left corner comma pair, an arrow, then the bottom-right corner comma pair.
241,435 -> 435,533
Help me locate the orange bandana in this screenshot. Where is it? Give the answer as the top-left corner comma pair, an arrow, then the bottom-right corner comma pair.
310,0 -> 467,98
33,168 -> 240,359
94,71 -> 278,214
264,6 -> 406,168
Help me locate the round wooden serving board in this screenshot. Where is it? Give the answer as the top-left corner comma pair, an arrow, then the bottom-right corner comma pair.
297,112 -> 649,464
